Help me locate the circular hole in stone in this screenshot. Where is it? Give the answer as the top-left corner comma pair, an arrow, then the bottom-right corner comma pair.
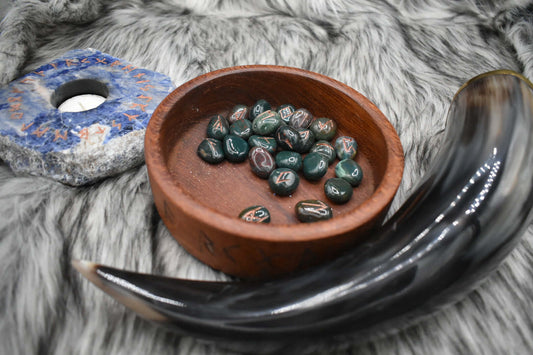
52,79 -> 109,112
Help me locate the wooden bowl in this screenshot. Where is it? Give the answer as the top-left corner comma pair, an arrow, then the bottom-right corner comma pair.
145,65 -> 404,279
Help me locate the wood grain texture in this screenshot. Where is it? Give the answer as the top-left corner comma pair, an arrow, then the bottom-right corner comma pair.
145,65 -> 404,279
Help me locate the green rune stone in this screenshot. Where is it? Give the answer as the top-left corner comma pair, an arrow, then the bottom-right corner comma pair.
294,128 -> 315,153
268,168 -> 299,196
335,136 -> 358,160
289,108 -> 314,129
223,134 -> 249,163
252,110 -> 282,136
324,178 -> 353,204
229,119 -> 253,140
335,159 -> 363,186
228,104 -> 249,123
295,199 -> 333,223
206,114 -> 229,140
302,152 -> 329,181
248,146 -> 276,179
250,99 -> 271,120
310,140 -> 336,164
239,205 -> 271,223
197,138 -> 225,164
275,151 -> 302,171
248,135 -> 277,154
310,117 -> 337,141
277,104 -> 295,124
275,125 -> 301,151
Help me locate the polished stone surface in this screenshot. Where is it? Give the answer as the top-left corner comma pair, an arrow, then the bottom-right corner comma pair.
197,138 -> 225,164
268,168 -> 299,196
310,117 -> 337,141
310,140 -> 336,164
303,151 -> 328,181
324,177 -> 353,204
0,48 -> 174,185
250,99 -> 271,120
223,134 -> 249,162
289,108 -> 314,129
295,199 -> 333,222
229,119 -> 253,140
206,114 -> 229,140
335,158 -> 363,186
228,104 -> 249,123
277,103 -> 295,124
275,150 -> 302,171
252,110 -> 282,136
248,135 -> 277,154
238,205 -> 271,223
335,136 -> 358,160
275,125 -> 300,151
295,128 -> 315,153
248,146 -> 276,179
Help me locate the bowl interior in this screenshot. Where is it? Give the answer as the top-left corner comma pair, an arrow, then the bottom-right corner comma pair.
151,66 -> 402,240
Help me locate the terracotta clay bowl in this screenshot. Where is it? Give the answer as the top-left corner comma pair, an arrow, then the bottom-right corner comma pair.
145,65 -> 404,279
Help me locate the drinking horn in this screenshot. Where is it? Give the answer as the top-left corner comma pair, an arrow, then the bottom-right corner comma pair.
73,70 -> 533,343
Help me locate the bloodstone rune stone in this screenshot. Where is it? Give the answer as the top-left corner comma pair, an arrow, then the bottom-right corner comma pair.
0,48 -> 174,185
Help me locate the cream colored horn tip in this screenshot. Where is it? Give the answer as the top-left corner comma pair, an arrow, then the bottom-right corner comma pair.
71,259 -> 98,277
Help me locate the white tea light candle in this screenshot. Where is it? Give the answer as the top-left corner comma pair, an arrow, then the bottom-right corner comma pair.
58,94 -> 106,112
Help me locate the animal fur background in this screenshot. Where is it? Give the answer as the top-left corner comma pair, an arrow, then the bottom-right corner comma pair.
1,0 -> 533,354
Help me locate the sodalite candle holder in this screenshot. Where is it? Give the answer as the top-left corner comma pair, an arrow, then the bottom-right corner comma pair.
0,49 -> 174,185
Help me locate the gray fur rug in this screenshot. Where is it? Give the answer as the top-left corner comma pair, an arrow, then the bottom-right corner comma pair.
2,1 -> 533,354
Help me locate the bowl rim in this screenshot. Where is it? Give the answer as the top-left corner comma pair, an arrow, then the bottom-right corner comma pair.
145,65 -> 404,243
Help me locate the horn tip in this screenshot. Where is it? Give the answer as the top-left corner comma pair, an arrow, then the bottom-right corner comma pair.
71,259 -> 102,286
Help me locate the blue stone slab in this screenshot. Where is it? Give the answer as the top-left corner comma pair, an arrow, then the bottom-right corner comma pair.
0,48 -> 174,185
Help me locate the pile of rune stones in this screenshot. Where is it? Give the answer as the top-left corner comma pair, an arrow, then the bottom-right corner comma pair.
197,99 -> 363,223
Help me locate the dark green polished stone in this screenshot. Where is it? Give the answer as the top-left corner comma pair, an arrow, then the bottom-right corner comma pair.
268,168 -> 299,196
197,138 -> 225,164
223,134 -> 249,163
250,99 -> 271,120
248,146 -> 276,179
252,110 -> 282,136
303,152 -> 329,181
239,205 -> 271,223
294,128 -> 315,153
335,136 -> 358,160
275,125 -> 301,151
228,104 -> 249,123
310,140 -> 336,164
229,119 -> 253,140
289,108 -> 314,129
310,117 -> 337,141
295,199 -> 333,223
206,114 -> 229,140
275,151 -> 302,171
277,104 -> 295,124
335,159 -> 363,186
324,177 -> 353,204
248,135 -> 277,154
